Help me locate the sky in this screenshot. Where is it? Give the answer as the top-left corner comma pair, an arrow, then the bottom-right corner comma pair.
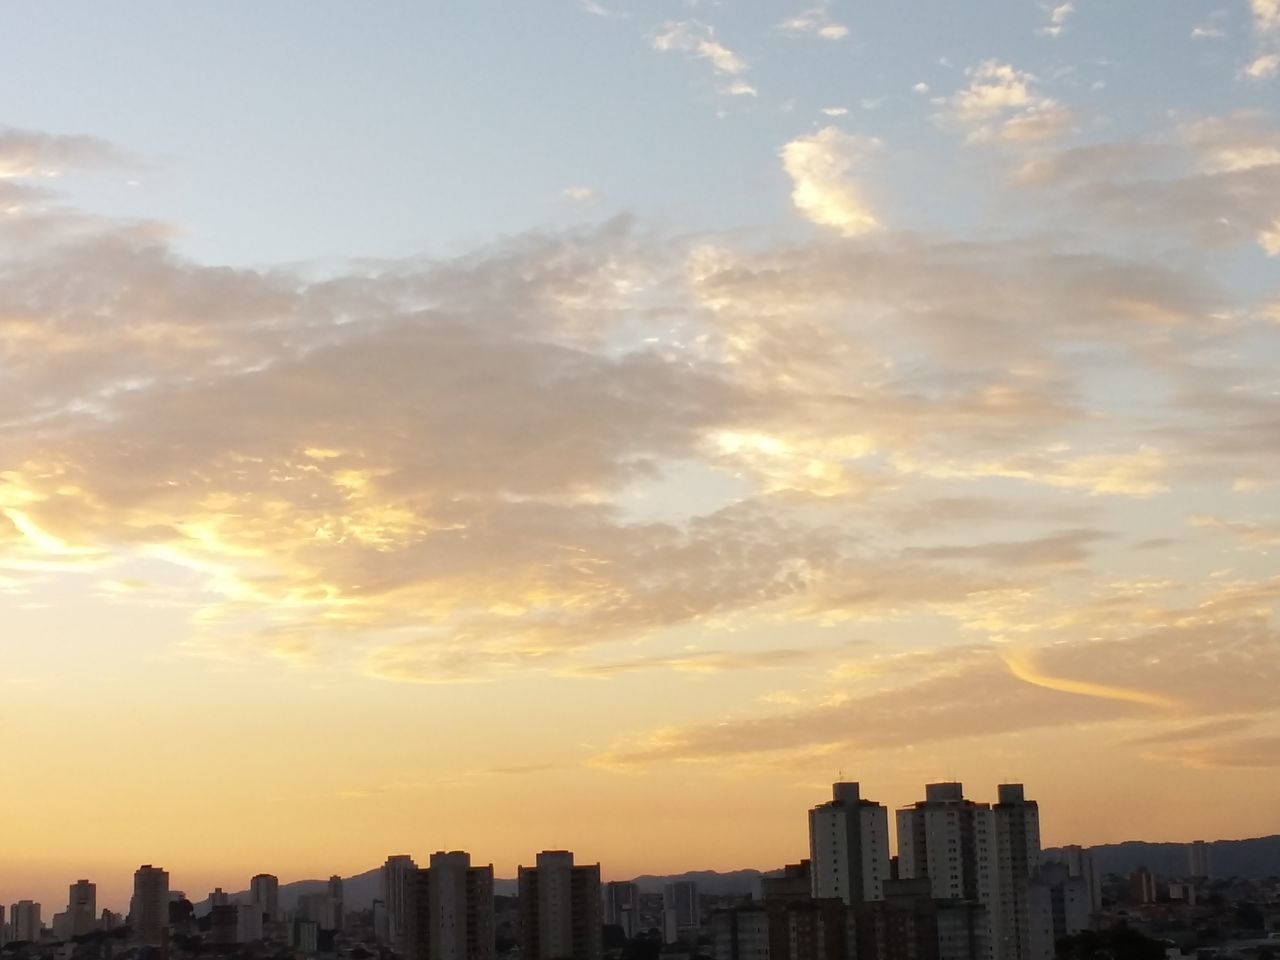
2,0 -> 1280,916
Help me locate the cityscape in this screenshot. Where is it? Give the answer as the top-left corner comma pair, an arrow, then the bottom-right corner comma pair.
4,6 -> 1280,960
3,782 -> 1277,960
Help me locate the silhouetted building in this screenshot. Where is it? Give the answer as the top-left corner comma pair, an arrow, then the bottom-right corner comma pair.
404,851 -> 496,960
710,904 -> 769,960
329,875 -> 345,931
250,874 -> 280,924
1127,868 -> 1155,905
1027,863 -> 1089,960
69,880 -> 97,937
518,850 -> 602,960
237,903 -> 264,943
663,881 -> 699,944
604,882 -> 640,939
210,905 -> 239,945
131,865 -> 170,946
855,879 -> 989,960
1052,847 -> 1100,915
1187,840 -> 1212,880
383,855 -> 419,947
9,901 -> 40,943
810,781 -> 891,905
760,862 -> 812,903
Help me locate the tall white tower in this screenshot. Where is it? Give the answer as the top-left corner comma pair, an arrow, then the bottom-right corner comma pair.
808,781 -> 891,904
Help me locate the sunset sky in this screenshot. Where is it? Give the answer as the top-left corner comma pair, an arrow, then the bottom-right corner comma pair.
3,0 -> 1280,914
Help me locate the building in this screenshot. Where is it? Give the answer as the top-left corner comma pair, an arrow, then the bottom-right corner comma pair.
1127,869 -> 1155,905
210,905 -> 240,945
761,862 -> 812,903
896,784 -> 998,960
297,893 -> 341,931
1187,841 -> 1212,880
250,874 -> 280,924
383,855 -> 419,947
1027,864 -> 1090,960
854,879 -> 989,960
1052,847 -> 1101,915
237,903 -> 264,943
518,850 -> 603,960
710,904 -> 770,960
0,904 -> 6,947
604,881 -> 640,939
809,781 -> 891,906
663,881 -> 699,944
69,880 -> 97,938
404,851 -> 496,960
209,888 -> 231,910
131,865 -> 170,946
993,784 -> 1041,960
329,876 -> 345,931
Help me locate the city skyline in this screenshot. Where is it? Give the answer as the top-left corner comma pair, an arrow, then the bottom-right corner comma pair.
0,778 -> 1252,919
3,0 -> 1279,919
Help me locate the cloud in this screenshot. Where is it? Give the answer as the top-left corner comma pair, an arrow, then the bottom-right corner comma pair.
562,185 -> 598,203
1253,0 -> 1280,33
947,60 -> 1073,143
651,21 -> 755,95
596,617 -> 1280,768
0,128 -> 133,179
1038,2 -> 1075,37
778,3 -> 850,41
1243,52 -> 1280,78
779,127 -> 881,236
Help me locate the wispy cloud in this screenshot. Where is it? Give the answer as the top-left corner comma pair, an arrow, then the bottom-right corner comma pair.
778,3 -> 850,41
651,20 -> 757,96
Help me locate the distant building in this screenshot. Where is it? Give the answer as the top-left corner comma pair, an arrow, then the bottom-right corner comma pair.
382,855 -> 419,947
250,874 -> 280,924
663,881 -> 699,944
293,919 -> 319,955
518,850 -> 603,960
404,851 -> 496,960
854,879 -> 990,960
237,902 -> 264,943
809,781 -> 891,905
1127,868 -> 1156,905
1053,847 -> 1101,915
1187,841 -> 1212,880
709,904 -> 770,960
297,892 -> 341,931
760,862 -> 812,903
69,880 -> 97,938
1027,863 -> 1090,960
131,866 -> 169,946
604,881 -> 640,938
210,905 -> 239,945
329,876 -> 345,931
10,901 -> 41,943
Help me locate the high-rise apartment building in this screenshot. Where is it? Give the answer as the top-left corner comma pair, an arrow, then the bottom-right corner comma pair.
1187,841 -> 1212,880
604,881 -> 640,939
808,781 -> 891,905
10,901 -> 41,943
69,880 -> 97,938
993,784 -> 1041,960
237,903 -> 264,943
662,880 -> 699,944
897,784 -> 998,960
382,855 -> 419,948
1026,863 -> 1090,960
250,874 -> 280,924
131,865 -> 170,946
1053,846 -> 1100,915
518,850 -> 603,960
404,851 -> 495,960
329,876 -> 345,931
